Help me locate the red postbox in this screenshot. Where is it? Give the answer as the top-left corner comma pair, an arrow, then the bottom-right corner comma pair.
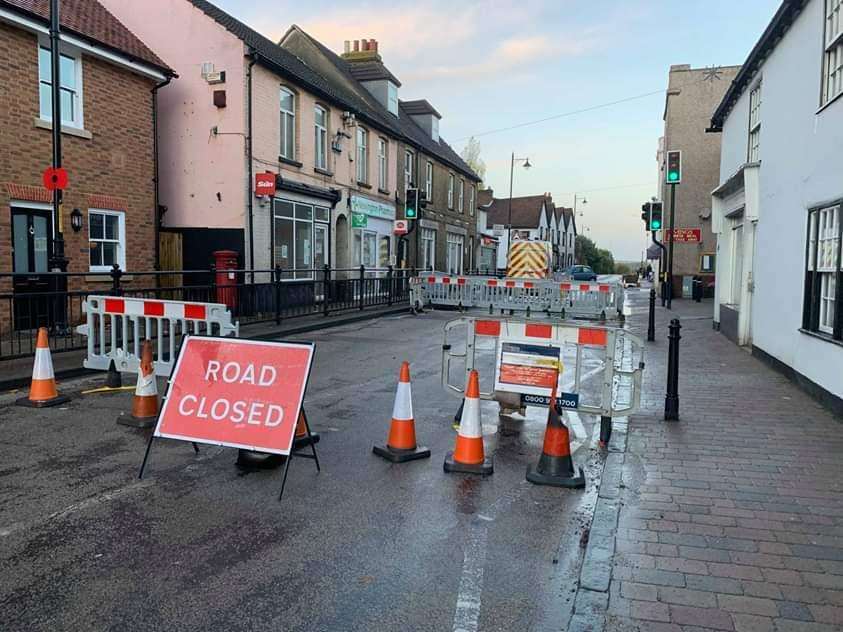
213,250 -> 239,310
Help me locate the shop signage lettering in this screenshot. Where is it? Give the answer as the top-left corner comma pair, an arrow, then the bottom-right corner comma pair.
664,228 -> 701,243
350,195 -> 395,221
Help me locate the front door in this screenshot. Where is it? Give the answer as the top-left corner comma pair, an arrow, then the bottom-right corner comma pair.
11,207 -> 53,330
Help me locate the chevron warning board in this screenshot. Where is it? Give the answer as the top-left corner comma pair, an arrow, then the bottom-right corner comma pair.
506,241 -> 551,279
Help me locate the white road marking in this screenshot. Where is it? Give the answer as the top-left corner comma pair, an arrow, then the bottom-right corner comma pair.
452,525 -> 489,632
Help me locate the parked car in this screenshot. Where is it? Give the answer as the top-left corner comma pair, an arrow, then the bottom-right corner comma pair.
566,265 -> 598,281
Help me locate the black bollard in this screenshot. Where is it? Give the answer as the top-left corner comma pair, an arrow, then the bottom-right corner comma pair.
647,288 -> 656,342
664,318 -> 681,421
599,416 -> 612,447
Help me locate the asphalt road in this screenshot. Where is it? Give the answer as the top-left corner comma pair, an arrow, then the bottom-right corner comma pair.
0,310 -> 615,632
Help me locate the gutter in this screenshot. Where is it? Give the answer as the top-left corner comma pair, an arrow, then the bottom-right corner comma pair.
152,75 -> 173,274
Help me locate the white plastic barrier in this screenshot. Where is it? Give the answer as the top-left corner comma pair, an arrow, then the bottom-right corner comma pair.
76,296 -> 239,377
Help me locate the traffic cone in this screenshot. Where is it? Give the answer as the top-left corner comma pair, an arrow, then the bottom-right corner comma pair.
373,361 -> 430,462
104,358 -> 122,389
16,327 -> 70,408
118,339 -> 158,428
293,409 -> 320,448
526,388 -> 585,488
444,369 -> 492,475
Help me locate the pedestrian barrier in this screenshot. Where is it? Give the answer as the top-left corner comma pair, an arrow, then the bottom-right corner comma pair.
373,361 -> 431,463
440,316 -> 645,419
76,296 -> 239,377
444,369 -> 493,475
16,327 -> 70,408
410,275 -> 624,320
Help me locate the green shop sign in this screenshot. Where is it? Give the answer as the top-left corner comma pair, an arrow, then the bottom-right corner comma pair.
351,213 -> 368,228
350,195 -> 395,221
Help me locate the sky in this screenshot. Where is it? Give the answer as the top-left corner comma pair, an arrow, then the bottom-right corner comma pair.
218,0 -> 782,261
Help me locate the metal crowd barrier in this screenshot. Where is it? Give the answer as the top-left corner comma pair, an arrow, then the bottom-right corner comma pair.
76,296 -> 239,376
440,315 -> 645,418
410,275 -> 624,320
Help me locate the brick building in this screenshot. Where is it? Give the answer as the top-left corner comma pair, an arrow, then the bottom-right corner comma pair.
0,0 -> 173,330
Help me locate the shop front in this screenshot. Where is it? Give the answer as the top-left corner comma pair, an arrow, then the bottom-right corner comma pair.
350,195 -> 396,277
273,197 -> 331,279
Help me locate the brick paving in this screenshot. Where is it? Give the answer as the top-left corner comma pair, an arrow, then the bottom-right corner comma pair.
605,291 -> 843,632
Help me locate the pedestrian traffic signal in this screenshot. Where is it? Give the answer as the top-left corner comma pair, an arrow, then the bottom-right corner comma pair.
666,150 -> 681,184
649,202 -> 663,231
405,188 -> 419,220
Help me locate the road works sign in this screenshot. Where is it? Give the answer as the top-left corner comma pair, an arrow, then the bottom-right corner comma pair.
495,337 -> 563,397
153,336 -> 314,455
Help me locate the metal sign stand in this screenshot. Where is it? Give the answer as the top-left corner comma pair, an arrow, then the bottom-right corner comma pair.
277,408 -> 320,501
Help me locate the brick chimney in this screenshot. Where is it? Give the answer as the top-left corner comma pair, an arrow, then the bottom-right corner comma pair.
341,38 -> 381,62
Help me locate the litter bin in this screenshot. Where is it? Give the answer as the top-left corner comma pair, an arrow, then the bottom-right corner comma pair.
213,250 -> 239,310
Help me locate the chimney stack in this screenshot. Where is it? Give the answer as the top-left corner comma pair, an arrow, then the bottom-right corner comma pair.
353,40 -> 360,52
371,39 -> 378,52
341,38 -> 382,61
344,40 -> 350,54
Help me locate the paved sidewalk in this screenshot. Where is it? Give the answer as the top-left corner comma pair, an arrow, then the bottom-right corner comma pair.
601,291 -> 843,632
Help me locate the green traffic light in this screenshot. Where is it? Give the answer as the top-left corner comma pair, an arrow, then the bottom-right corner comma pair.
651,220 -> 661,229
668,172 -> 679,182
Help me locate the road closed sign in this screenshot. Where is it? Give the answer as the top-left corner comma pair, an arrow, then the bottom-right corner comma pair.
154,336 -> 314,455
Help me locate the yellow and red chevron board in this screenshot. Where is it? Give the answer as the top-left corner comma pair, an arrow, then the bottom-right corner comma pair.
506,241 -> 551,279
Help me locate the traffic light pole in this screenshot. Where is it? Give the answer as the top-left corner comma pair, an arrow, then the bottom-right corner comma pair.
651,230 -> 667,306
666,182 -> 677,310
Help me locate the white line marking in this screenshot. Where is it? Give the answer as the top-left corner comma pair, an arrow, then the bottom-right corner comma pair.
453,525 -> 489,632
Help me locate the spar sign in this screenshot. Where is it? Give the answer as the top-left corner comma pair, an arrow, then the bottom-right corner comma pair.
152,336 -> 314,454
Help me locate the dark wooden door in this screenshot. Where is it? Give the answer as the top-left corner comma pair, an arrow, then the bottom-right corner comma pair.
11,207 -> 53,330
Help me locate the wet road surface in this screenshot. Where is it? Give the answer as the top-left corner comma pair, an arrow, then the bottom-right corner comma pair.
0,310 -> 616,632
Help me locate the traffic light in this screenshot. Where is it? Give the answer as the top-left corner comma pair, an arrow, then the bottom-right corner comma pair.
649,202 -> 663,231
405,188 -> 419,219
666,150 -> 681,184
641,202 -> 651,228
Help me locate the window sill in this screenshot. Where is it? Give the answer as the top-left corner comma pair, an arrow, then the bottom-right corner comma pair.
34,118 -> 92,140
278,156 -> 303,168
314,167 -> 333,177
817,90 -> 843,115
357,181 -> 372,189
378,188 -> 390,195
799,328 -> 843,348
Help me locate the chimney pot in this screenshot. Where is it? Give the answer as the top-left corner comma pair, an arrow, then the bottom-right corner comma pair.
344,40 -> 350,54
372,39 -> 378,52
361,39 -> 369,51
353,40 -> 359,52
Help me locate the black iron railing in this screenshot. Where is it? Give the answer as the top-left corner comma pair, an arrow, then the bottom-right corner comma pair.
0,264 -> 419,360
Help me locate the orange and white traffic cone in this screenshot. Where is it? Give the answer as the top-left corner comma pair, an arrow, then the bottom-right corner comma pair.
293,409 -> 320,449
118,339 -> 158,428
444,369 -> 492,475
16,327 -> 69,408
526,388 -> 585,488
373,361 -> 430,462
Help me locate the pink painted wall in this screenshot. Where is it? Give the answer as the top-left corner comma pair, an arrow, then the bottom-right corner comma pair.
98,0 -> 247,229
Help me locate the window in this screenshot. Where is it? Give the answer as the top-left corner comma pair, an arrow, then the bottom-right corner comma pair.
421,228 -> 436,271
446,232 -> 464,275
280,87 -> 295,160
378,138 -> 388,190
404,150 -> 414,194
823,0 -> 843,105
458,179 -> 464,213
356,127 -> 368,183
314,105 -> 328,170
469,187 -> 475,217
447,174 -> 455,209
804,204 -> 841,337
274,200 -> 330,280
425,162 -> 433,201
700,253 -> 715,273
387,82 -> 399,116
38,45 -> 82,127
730,223 -> 744,306
88,210 -> 125,271
748,84 -> 761,162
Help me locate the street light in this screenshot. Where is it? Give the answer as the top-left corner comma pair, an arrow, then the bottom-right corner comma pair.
507,152 -> 531,242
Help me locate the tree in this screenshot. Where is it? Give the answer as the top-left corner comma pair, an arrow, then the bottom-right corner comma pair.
460,137 -> 486,183
575,235 -> 616,274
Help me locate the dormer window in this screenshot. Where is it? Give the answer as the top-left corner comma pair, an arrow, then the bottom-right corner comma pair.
431,117 -> 439,143
387,82 -> 398,116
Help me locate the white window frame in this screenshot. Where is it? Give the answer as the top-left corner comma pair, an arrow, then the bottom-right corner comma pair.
356,126 -> 368,183
446,232 -> 464,275
748,84 -> 761,162
421,227 -> 436,271
88,209 -> 126,272
447,174 -> 455,209
823,0 -> 843,106
38,41 -> 84,129
387,82 -> 399,116
469,186 -> 475,217
458,179 -> 465,213
280,87 -> 295,160
425,162 -> 433,201
314,105 -> 328,170
404,150 -> 414,195
808,204 -> 840,334
378,137 -> 388,190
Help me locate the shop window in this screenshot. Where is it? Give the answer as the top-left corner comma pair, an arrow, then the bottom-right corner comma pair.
273,199 -> 330,280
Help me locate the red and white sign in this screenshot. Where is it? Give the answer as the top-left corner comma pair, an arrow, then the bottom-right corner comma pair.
43,166 -> 68,191
154,336 -> 314,455
393,219 -> 408,235
254,172 -> 276,197
664,228 -> 701,243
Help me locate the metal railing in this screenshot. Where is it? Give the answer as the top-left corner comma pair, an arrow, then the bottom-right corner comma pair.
0,264 -> 418,360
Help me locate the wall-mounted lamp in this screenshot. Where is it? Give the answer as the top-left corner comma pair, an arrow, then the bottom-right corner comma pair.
70,208 -> 83,232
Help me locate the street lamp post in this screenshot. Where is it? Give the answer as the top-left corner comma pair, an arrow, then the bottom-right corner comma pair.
507,152 -> 531,243
573,194 -> 587,263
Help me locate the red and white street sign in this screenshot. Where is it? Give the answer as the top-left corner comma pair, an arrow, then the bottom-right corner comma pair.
154,336 -> 314,455
394,219 -> 408,235
42,166 -> 68,191
254,172 -> 276,197
664,228 -> 701,243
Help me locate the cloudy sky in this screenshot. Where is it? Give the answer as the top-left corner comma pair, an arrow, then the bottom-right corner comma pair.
219,0 -> 780,260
